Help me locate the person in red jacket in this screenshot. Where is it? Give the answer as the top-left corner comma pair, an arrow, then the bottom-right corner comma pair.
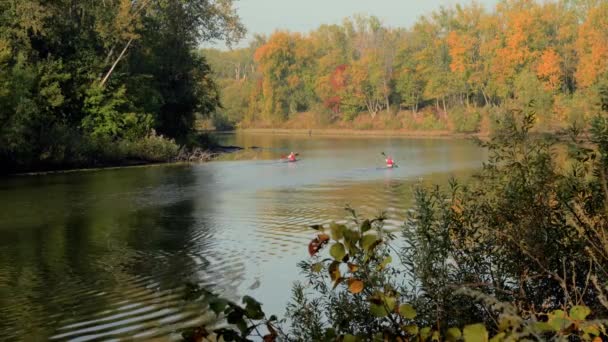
385,155 -> 395,168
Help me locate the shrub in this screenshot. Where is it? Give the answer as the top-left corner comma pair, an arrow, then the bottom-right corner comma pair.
449,106 -> 481,133
122,130 -> 179,162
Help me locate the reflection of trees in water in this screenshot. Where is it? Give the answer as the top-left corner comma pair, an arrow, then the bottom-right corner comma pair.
0,165 -> 244,340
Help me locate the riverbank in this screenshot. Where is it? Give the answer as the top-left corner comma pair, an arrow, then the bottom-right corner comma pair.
5,145 -> 246,177
233,128 -> 487,138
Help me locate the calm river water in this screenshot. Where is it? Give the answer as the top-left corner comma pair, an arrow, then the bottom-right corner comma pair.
0,133 -> 486,340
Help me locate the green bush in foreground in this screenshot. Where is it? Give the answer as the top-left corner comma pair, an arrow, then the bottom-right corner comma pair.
182,105 -> 608,341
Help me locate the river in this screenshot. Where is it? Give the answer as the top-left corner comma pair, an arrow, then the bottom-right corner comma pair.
0,133 -> 486,341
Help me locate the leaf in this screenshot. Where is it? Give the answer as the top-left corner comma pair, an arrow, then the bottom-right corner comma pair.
348,279 -> 364,294
420,327 -> 431,340
209,298 -> 229,315
377,256 -> 392,270
332,277 -> 345,290
215,328 -> 239,341
328,261 -> 341,282
330,243 -> 347,261
549,317 -> 571,331
227,309 -> 248,334
330,222 -> 346,240
383,295 -> 397,312
582,324 -> 601,337
309,224 -> 323,230
398,303 -> 416,319
348,263 -> 359,272
446,327 -> 462,341
263,334 -> 277,342
402,324 -> 418,335
531,322 -> 554,332
489,332 -> 505,342
343,229 -> 361,254
318,233 -> 330,242
311,262 -> 323,273
548,309 -> 571,331
264,322 -> 278,341
370,302 -> 389,317
243,295 -> 264,320
343,334 -> 358,342
360,233 -> 380,252
463,323 -> 488,342
308,234 -> 330,256
570,305 -> 591,320
360,219 -> 371,233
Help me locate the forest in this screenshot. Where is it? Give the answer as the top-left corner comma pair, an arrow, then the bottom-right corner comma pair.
0,0 -> 243,173
204,0 -> 608,132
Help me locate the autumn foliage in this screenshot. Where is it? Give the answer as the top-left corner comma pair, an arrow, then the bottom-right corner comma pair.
205,1 -> 608,131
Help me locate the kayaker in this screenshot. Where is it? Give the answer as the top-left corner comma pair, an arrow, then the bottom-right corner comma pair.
385,155 -> 395,168
288,152 -> 297,162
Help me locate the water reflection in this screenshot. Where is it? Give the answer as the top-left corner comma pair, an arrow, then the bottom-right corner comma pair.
0,166 -> 245,340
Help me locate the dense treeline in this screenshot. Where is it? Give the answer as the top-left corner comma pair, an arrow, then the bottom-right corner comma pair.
0,0 -> 243,173
204,0 -> 608,132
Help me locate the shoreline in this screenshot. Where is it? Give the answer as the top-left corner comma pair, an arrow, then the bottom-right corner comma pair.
4,145 -> 245,177
226,128 -> 487,139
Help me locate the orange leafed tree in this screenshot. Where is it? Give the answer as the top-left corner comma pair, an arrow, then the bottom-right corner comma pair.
576,3 -> 608,88
536,48 -> 562,91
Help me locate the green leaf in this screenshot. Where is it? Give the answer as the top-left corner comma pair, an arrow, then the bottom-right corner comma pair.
209,298 -> 229,315
330,243 -> 347,261
311,262 -> 323,273
489,332 -> 506,342
377,255 -> 392,270
372,333 -> 384,342
330,222 -> 346,240
398,303 -> 416,319
548,310 -> 571,331
360,219 -> 371,233
531,322 -> 554,332
360,233 -> 380,252
324,328 -> 337,340
370,302 -> 389,317
402,324 -> 418,335
446,327 -> 462,341
463,323 -> 488,342
582,324 -> 601,336
342,229 -> 361,255
215,328 -> 239,341
420,327 -> 432,341
227,309 -> 248,334
243,295 -> 264,320
570,305 -> 591,320
549,317 -> 571,331
383,295 -> 397,312
343,334 -> 358,342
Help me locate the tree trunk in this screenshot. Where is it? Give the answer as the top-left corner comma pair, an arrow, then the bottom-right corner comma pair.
100,38 -> 133,87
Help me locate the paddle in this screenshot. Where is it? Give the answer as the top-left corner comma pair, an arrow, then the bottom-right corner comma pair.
381,152 -> 398,168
